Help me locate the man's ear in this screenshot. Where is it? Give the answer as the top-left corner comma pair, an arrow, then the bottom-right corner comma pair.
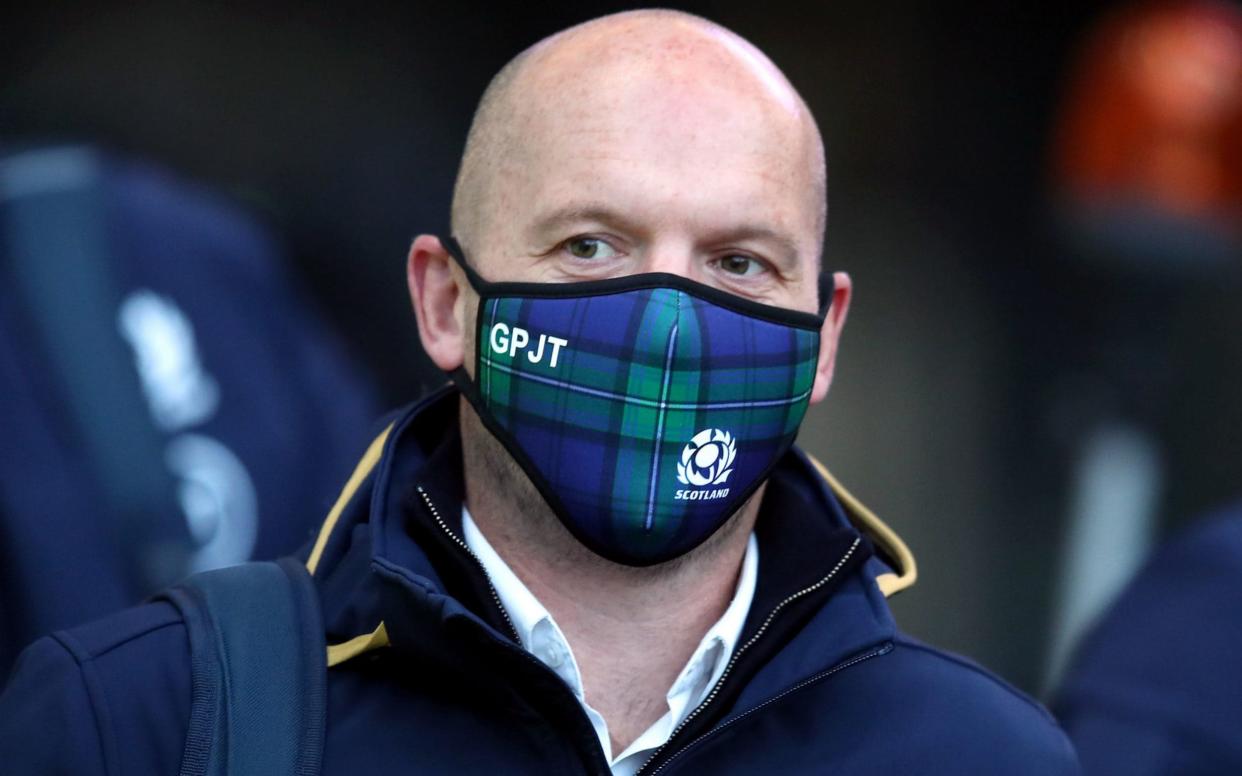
408,234 -> 467,372
809,271 -> 851,405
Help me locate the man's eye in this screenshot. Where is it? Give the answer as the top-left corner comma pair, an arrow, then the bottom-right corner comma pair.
565,237 -> 618,260
718,254 -> 763,276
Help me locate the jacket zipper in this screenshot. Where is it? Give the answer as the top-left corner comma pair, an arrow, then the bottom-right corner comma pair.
643,642 -> 892,775
417,485 -> 611,774
415,485 -> 523,644
635,536 -> 863,776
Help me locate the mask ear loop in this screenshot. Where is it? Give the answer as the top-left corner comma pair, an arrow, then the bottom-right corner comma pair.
817,270 -> 835,319
438,235 -> 490,293
435,234 -> 491,419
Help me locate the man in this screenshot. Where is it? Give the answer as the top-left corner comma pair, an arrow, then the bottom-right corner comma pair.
0,10 -> 1078,774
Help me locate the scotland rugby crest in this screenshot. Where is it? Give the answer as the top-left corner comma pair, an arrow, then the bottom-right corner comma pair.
677,428 -> 737,488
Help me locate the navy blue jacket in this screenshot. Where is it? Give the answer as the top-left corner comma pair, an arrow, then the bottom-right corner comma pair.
0,388 -> 1079,774
1054,506 -> 1242,774
0,147 -> 378,672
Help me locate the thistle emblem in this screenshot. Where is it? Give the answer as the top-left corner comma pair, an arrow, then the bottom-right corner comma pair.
676,429 -> 737,487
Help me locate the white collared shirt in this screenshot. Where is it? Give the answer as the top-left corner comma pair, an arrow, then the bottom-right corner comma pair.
463,507 -> 758,776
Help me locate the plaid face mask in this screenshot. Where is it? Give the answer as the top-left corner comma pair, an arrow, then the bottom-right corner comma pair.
442,237 -> 831,566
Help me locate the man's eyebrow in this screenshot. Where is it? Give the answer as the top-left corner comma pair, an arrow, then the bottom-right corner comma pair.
530,204 -> 637,236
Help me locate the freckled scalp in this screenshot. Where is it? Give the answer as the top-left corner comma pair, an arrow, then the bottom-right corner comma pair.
449,9 -> 827,262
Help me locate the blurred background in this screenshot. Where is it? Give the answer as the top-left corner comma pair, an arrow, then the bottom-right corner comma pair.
2,0 -> 1239,695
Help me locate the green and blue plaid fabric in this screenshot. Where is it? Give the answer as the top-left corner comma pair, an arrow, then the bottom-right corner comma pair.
474,284 -> 820,565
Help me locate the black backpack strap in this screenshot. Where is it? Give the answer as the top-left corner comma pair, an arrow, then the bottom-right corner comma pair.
161,558 -> 326,776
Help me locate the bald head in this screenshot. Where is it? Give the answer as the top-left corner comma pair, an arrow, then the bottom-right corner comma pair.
450,10 -> 827,264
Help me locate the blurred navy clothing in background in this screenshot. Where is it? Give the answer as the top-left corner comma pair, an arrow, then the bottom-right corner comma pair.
1054,505 -> 1242,774
0,146 -> 379,675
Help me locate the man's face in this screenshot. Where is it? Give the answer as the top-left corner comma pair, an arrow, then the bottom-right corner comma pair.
464,35 -> 826,317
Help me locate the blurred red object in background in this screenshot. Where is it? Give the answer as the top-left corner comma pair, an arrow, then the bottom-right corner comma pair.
1055,0 -> 1242,230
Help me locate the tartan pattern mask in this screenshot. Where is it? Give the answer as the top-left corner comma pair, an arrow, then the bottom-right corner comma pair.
443,237 -> 829,566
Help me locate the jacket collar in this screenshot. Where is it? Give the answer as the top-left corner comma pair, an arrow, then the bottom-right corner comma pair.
307,385 -> 915,693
